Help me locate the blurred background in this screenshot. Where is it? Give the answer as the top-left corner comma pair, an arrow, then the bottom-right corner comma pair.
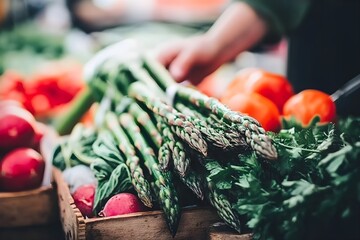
0,0 -> 286,120
0,0 -> 287,70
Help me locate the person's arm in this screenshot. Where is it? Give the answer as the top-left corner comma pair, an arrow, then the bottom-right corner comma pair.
158,2 -> 268,84
239,0 -> 311,43
157,0 -> 311,84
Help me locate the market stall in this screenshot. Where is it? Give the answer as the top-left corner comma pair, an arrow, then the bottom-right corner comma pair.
1,1 -> 359,240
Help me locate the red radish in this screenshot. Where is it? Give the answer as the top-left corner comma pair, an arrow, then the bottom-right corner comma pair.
0,113 -> 36,151
0,148 -> 45,192
99,193 -> 144,217
72,184 -> 96,218
0,104 -> 36,152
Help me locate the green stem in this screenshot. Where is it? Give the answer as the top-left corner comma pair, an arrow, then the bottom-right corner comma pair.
276,142 -> 321,153
53,87 -> 95,135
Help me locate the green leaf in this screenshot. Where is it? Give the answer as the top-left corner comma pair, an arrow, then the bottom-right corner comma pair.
216,180 -> 232,190
93,163 -> 132,214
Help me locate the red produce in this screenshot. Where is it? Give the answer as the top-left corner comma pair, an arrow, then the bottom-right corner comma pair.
0,148 -> 45,192
72,184 -> 96,218
0,107 -> 36,151
99,193 -> 145,217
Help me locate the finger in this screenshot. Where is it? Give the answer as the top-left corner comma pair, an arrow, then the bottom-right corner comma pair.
169,48 -> 197,82
187,65 -> 218,85
155,41 -> 183,68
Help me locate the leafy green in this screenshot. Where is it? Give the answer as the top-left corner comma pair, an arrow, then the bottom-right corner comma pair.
206,117 -> 360,239
90,129 -> 132,214
52,124 -> 98,171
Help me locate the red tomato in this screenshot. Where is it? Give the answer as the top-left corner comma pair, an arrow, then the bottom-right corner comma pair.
283,89 -> 336,126
0,71 -> 28,107
221,68 -> 294,113
197,72 -> 219,98
222,92 -> 281,132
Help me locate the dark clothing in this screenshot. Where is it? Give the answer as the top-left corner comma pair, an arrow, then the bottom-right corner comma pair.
287,0 -> 360,116
241,0 -> 360,116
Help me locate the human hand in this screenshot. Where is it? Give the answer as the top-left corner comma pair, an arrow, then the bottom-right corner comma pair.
157,35 -> 223,85
156,2 -> 267,85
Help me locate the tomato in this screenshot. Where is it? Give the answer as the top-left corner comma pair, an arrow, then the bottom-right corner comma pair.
196,71 -> 222,98
0,71 -> 28,107
221,68 -> 294,113
222,92 -> 281,132
283,89 -> 336,126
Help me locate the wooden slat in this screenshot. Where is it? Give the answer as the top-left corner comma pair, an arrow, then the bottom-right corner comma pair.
85,207 -> 220,240
0,177 -> 58,228
53,168 -> 86,240
208,224 -> 252,240
0,224 -> 64,240
55,167 -> 224,240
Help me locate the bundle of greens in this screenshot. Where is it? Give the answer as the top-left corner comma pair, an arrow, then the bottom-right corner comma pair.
53,54 -> 360,239
208,118 -> 360,240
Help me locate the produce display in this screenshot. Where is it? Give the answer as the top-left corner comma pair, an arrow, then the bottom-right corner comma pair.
1,21 -> 358,240
51,53 -> 360,239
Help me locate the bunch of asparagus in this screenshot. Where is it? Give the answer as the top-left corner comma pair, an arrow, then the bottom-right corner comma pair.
54,55 -> 278,236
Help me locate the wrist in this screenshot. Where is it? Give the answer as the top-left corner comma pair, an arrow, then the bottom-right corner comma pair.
205,2 -> 268,58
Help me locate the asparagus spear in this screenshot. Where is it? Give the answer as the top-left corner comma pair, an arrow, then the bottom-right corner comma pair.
207,183 -> 242,233
119,113 -> 181,236
175,86 -> 277,160
128,82 -> 208,156
128,102 -> 173,172
176,168 -> 205,200
131,106 -> 204,199
128,103 -> 162,147
104,112 -> 153,208
156,115 -> 190,175
142,56 -> 277,159
175,102 -> 247,150
158,142 -> 172,171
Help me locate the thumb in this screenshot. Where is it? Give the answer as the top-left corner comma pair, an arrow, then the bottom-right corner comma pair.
169,49 -> 196,82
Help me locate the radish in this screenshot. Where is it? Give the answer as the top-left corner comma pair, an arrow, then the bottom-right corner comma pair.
99,193 -> 145,217
0,148 -> 45,192
0,106 -> 36,151
72,184 -> 96,218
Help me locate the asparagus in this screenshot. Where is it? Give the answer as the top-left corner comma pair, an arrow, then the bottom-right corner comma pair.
207,183 -> 242,233
156,115 -> 191,176
172,141 -> 190,177
142,56 -> 277,160
128,103 -> 162,147
128,103 -> 173,172
176,168 -> 205,200
129,105 -> 202,199
176,102 -> 247,150
158,142 -> 172,171
128,82 -> 208,156
119,113 -> 181,236
176,86 -> 277,160
104,112 -> 153,208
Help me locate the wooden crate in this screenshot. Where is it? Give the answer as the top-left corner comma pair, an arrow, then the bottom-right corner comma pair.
53,168 -> 221,240
208,224 -> 252,240
0,169 -> 59,228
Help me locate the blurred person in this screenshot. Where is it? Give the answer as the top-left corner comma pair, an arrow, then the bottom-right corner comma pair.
157,0 -> 360,116
0,0 -> 50,28
66,0 -> 229,32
